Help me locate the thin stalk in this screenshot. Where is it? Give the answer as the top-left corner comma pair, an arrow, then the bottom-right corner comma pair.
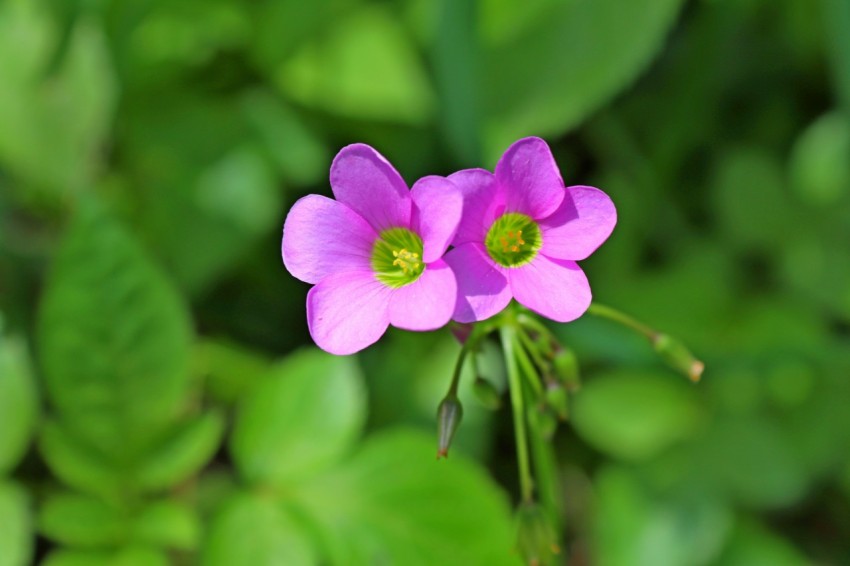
500,326 -> 534,503
586,303 -> 656,339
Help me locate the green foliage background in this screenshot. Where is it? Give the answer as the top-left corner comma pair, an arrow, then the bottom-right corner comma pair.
1,0 -> 849,564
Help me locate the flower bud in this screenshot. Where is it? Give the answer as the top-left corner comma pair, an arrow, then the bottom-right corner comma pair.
449,322 -> 474,345
516,503 -> 560,566
436,395 -> 463,459
535,405 -> 558,440
544,382 -> 569,421
552,347 -> 580,392
472,376 -> 502,410
652,333 -> 704,382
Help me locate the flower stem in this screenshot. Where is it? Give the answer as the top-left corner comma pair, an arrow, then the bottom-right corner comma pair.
586,302 -> 656,339
501,325 -> 534,503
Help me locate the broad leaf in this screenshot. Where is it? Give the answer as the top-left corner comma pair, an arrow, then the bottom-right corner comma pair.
39,420 -> 122,498
230,349 -> 365,485
480,0 -> 684,158
134,412 -> 224,492
202,492 -> 316,566
0,480 -> 32,566
0,331 -> 38,474
0,0 -> 114,199
300,430 -> 519,566
39,493 -> 127,548
39,200 -> 192,457
42,546 -> 169,566
131,500 -> 199,550
572,370 -> 702,461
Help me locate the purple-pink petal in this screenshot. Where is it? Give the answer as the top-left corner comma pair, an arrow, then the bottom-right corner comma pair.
411,176 -> 463,263
448,168 -> 505,246
539,185 -> 617,261
306,271 -> 391,355
444,243 -> 513,323
509,255 -> 591,323
282,195 -> 377,284
330,143 -> 412,232
388,259 -> 457,331
496,137 -> 565,219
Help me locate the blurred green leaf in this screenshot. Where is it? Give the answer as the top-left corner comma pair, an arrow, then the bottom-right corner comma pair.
572,370 -> 703,461
276,5 -> 435,124
193,339 -> 273,404
0,332 -> 38,474
0,1 -> 114,200
300,430 -> 519,566
231,349 -> 365,485
0,480 -> 33,566
715,519 -> 809,566
789,111 -> 850,206
240,90 -> 329,186
134,411 -> 224,492
42,546 -> 169,566
39,199 -> 192,456
480,0 -> 684,158
40,419 -> 122,498
592,467 -> 732,566
131,500 -> 199,550
202,492 -> 316,566
39,493 -> 127,548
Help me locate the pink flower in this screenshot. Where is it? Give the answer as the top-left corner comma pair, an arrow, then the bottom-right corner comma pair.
282,144 -> 462,355
445,137 -> 617,323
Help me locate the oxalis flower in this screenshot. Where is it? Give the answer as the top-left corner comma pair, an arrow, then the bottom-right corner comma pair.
282,144 -> 462,355
445,137 -> 617,323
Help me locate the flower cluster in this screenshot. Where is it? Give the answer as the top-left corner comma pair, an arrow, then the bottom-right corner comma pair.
282,137 -> 617,355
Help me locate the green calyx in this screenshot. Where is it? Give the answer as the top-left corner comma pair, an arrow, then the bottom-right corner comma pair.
371,227 -> 425,288
484,213 -> 542,267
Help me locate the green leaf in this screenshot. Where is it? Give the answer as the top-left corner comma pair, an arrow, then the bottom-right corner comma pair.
193,339 -> 273,404
39,493 -> 128,548
592,467 -> 732,566
0,1 -> 114,200
276,5 -> 435,124
480,0 -> 684,158
134,412 -> 224,493
38,199 -> 192,456
202,492 -> 316,566
572,370 -> 702,461
715,519 -> 809,566
131,500 -> 199,550
42,546 -> 169,566
300,430 -> 518,566
230,349 -> 365,485
239,89 -> 329,186
0,480 -> 33,566
789,111 -> 850,206
0,331 -> 38,474
39,420 -> 122,498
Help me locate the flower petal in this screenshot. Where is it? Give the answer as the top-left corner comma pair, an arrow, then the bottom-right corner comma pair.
330,143 -> 412,232
509,256 -> 591,323
307,271 -> 391,355
282,195 -> 377,284
444,243 -> 512,323
389,259 -> 457,331
495,137 -> 565,219
539,185 -> 617,261
411,176 -> 463,263
448,168 -> 506,246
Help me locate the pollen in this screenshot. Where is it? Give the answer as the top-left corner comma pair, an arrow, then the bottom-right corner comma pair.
392,248 -> 420,274
500,229 -> 526,253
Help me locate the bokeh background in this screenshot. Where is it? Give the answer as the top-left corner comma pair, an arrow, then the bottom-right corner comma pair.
1,0 -> 850,564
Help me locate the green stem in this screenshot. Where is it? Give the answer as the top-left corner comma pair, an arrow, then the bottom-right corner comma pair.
586,303 -> 656,340
516,326 -> 552,377
514,332 -> 544,398
500,326 -> 534,503
446,322 -> 495,396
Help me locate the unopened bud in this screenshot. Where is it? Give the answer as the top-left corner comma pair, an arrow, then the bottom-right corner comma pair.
516,503 -> 560,566
652,334 -> 704,382
544,382 -> 569,421
436,395 -> 463,459
472,376 -> 502,410
553,348 -> 581,392
535,405 -> 558,440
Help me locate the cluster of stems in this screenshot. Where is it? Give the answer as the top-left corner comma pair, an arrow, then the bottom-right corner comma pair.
436,302 -> 703,565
